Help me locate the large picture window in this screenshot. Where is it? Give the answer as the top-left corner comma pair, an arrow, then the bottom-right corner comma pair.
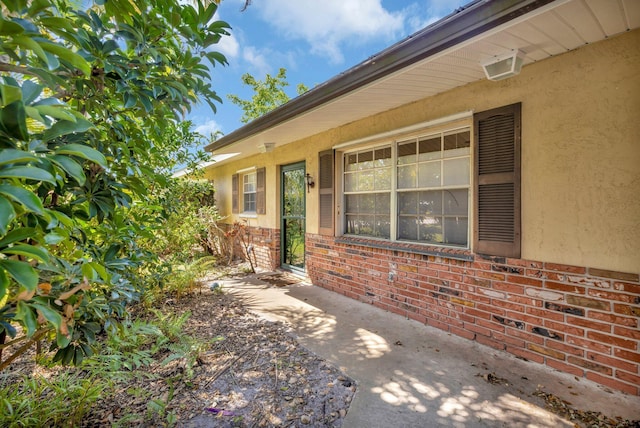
343,127 -> 471,247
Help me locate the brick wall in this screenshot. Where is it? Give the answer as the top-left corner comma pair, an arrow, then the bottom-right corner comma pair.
306,233 -> 640,395
229,225 -> 280,271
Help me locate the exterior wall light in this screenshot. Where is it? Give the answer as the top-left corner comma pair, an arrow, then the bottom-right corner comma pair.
481,50 -> 524,81
305,173 -> 315,192
258,142 -> 275,153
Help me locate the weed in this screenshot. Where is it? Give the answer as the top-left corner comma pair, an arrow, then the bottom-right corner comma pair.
0,373 -> 104,427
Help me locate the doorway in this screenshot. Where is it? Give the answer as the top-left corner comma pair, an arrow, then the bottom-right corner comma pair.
281,162 -> 306,271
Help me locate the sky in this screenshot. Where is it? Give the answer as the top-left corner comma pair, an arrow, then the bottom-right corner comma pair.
188,0 -> 470,143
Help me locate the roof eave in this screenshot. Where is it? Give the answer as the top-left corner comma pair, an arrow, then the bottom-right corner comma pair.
205,0 -> 555,153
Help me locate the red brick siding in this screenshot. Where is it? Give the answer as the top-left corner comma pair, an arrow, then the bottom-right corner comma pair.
306,234 -> 640,395
227,225 -> 280,271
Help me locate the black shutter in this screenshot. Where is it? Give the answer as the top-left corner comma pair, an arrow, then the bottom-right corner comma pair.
231,173 -> 239,214
256,167 -> 266,214
474,103 -> 521,258
318,150 -> 334,236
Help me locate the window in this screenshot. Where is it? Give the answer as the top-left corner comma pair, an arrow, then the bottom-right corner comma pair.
325,104 -> 520,257
342,127 -> 471,247
344,147 -> 392,238
232,167 -> 265,215
243,171 -> 257,212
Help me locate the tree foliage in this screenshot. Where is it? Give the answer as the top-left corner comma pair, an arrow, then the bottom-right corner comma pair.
0,0 -> 229,367
227,67 -> 308,123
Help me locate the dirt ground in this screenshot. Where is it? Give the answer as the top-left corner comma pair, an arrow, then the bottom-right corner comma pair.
1,276 -> 356,428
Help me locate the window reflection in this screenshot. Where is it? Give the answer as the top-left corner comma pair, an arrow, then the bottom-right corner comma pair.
343,128 -> 470,247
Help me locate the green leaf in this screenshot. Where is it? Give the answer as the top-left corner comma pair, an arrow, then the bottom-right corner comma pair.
0,268 -> 8,302
0,83 -> 23,106
39,41 -> 91,76
0,227 -> 36,248
42,117 -> 94,142
50,155 -> 86,185
34,105 -> 77,122
0,149 -> 38,166
28,0 -> 51,16
45,209 -> 74,228
102,39 -> 119,54
139,94 -> 152,113
44,232 -> 65,245
15,301 -> 37,336
0,18 -> 25,36
13,35 -> 49,65
21,80 -> 43,104
81,262 -> 96,281
0,259 -> 38,291
88,261 -> 109,282
3,244 -> 49,263
0,101 -> 28,140
25,106 -> 46,124
31,302 -> 65,334
0,184 -> 45,214
57,329 -> 72,349
123,92 -> 136,108
43,51 -> 60,70
54,143 -> 107,168
61,345 -> 74,363
0,166 -> 55,184
38,17 -> 75,33
0,197 -> 16,235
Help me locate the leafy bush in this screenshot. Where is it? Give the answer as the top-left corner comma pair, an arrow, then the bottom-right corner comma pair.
149,179 -> 222,262
0,0 -> 228,367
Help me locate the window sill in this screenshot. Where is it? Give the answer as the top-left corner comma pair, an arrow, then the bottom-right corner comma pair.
239,213 -> 258,219
334,236 -> 474,262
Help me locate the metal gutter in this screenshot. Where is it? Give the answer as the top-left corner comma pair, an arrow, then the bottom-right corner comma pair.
205,0 -> 556,153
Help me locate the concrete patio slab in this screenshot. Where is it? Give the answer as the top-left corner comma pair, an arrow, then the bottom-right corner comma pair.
220,274 -> 640,427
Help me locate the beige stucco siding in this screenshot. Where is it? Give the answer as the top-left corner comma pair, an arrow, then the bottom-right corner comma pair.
204,29 -> 640,273
204,145 -> 315,230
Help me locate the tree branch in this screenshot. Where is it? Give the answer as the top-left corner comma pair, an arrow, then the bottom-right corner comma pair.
0,327 -> 53,371
0,61 -> 40,77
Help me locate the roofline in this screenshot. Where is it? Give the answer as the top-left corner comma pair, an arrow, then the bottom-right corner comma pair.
205,0 -> 555,153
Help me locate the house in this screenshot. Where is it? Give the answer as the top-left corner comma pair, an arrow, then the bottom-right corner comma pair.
203,0 -> 640,395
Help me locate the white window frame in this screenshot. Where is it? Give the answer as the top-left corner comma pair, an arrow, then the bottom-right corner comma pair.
337,120 -> 472,249
242,170 -> 257,214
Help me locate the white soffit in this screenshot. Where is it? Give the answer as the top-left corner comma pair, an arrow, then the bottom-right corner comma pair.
210,0 -> 639,165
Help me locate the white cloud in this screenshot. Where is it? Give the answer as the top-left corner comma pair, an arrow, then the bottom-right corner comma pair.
194,119 -> 223,137
255,0 -> 405,64
242,46 -> 272,75
216,32 -> 240,59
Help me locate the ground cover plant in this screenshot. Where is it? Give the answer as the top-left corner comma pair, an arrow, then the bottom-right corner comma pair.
0,262 -> 358,427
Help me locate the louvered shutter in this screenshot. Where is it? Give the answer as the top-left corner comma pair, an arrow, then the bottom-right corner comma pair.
474,103 -> 521,258
256,167 -> 266,214
231,173 -> 239,214
318,150 -> 334,236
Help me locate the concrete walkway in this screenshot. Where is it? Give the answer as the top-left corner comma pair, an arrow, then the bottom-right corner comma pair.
220,273 -> 640,427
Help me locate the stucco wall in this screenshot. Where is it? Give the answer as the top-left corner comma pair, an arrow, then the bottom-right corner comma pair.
204,29 -> 640,274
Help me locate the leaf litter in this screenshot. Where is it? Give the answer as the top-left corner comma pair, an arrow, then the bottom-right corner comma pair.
1,276 -> 356,427
475,370 -> 639,428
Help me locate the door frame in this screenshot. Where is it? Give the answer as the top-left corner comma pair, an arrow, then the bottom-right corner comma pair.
280,161 -> 306,271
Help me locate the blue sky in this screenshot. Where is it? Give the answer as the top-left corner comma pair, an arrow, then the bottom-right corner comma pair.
188,0 -> 469,141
